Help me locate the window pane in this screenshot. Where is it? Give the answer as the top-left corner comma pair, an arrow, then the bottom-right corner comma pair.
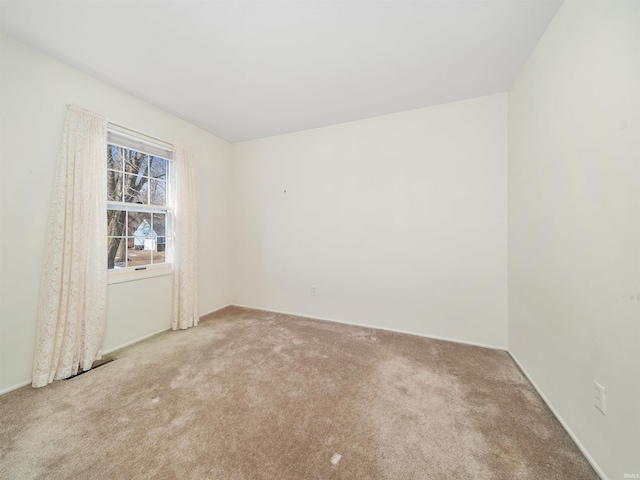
128,212 -> 152,237
123,173 -> 148,204
107,237 -> 126,269
149,179 -> 166,206
152,213 -> 166,237
107,170 -> 123,202
127,245 -> 151,267
149,157 -> 167,179
107,145 -> 121,170
153,250 -> 165,264
124,150 -> 149,175
107,209 -> 127,237
156,236 -> 166,255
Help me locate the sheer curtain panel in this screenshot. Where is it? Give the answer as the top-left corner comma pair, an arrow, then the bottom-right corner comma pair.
32,105 -> 108,388
171,143 -> 199,330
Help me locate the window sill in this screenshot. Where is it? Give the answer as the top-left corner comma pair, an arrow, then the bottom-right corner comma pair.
108,264 -> 172,285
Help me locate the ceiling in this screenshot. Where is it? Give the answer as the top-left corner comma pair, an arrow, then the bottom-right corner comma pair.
0,1 -> 562,143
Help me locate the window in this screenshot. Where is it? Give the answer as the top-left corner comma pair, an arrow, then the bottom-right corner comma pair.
106,126 -> 173,282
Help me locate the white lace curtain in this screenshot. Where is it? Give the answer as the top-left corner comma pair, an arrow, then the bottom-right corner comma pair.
32,107 -> 200,388
32,105 -> 108,388
171,143 -> 199,330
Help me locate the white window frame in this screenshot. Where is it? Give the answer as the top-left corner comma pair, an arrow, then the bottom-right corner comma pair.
106,124 -> 174,285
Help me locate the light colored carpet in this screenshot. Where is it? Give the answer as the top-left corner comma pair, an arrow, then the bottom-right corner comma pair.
1,306 -> 597,479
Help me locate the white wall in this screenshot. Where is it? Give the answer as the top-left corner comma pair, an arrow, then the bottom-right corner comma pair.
508,1 -> 640,478
232,94 -> 508,348
0,37 -> 233,393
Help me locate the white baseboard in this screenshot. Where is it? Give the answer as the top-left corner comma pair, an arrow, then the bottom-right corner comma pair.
0,379 -> 32,396
508,351 -> 607,480
102,304 -> 231,356
1,304 -> 233,396
231,303 -> 507,351
199,303 -> 233,319
101,327 -> 172,356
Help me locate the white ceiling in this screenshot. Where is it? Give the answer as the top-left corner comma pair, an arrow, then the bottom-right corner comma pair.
1,1 -> 562,143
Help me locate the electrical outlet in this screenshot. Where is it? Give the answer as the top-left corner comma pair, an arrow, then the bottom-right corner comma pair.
594,381 -> 606,415
311,286 -> 316,296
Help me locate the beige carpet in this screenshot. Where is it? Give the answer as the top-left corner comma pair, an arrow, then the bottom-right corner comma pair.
1,306 -> 597,479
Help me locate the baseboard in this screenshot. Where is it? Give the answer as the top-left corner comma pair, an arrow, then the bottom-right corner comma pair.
0,379 -> 32,396
199,303 -> 233,319
101,327 -> 172,356
508,351 -> 607,480
231,303 -> 507,351
102,304 -> 232,356
1,304 -> 233,396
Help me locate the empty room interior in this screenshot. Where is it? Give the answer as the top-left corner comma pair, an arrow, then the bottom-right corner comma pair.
0,1 -> 638,479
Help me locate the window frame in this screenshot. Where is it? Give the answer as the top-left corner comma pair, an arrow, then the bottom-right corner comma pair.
106,125 -> 174,285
